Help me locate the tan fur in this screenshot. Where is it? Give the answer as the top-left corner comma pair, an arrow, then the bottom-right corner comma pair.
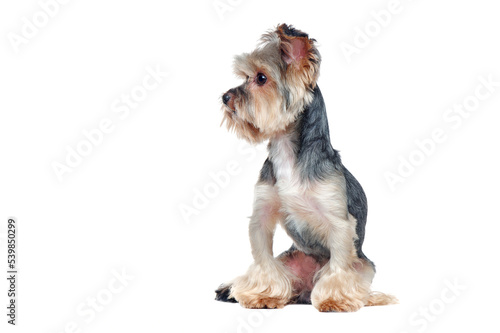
366,292 -> 399,306
221,24 -> 397,311
226,126 -> 398,311
277,171 -> 372,312
270,138 -> 396,311
229,183 -> 297,308
221,24 -> 319,143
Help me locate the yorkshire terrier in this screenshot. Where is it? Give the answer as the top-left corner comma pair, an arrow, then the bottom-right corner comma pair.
216,24 -> 397,312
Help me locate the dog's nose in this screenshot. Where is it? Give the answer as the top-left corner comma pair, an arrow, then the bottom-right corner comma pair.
222,93 -> 232,105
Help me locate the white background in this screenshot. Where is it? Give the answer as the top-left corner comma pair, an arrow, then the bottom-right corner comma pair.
1,0 -> 500,332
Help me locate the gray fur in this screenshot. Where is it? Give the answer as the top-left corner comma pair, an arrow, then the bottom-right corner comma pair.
283,217 -> 330,259
260,86 -> 373,266
216,24 -> 381,307
258,158 -> 276,185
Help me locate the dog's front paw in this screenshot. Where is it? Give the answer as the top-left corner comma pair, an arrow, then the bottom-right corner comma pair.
236,294 -> 288,309
311,268 -> 369,312
230,262 -> 295,309
315,297 -> 364,312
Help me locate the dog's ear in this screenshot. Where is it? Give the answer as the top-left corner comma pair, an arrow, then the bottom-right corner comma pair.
276,24 -> 311,65
276,24 -> 320,85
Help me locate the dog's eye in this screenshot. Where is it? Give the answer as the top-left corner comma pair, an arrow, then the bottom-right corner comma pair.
256,73 -> 267,86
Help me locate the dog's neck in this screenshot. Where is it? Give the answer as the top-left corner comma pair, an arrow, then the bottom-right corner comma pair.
268,129 -> 298,181
268,86 -> 340,181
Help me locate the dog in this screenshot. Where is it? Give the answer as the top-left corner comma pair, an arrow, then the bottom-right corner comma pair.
215,24 -> 397,312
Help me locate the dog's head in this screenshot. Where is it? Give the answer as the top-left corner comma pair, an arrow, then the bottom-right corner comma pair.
221,24 -> 321,143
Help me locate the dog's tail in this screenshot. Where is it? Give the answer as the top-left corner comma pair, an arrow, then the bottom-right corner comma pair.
365,291 -> 399,306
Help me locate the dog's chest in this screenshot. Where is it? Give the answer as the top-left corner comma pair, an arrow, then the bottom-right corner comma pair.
268,135 -> 348,254
269,134 -> 298,182
268,134 -> 312,209
268,136 -> 332,256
